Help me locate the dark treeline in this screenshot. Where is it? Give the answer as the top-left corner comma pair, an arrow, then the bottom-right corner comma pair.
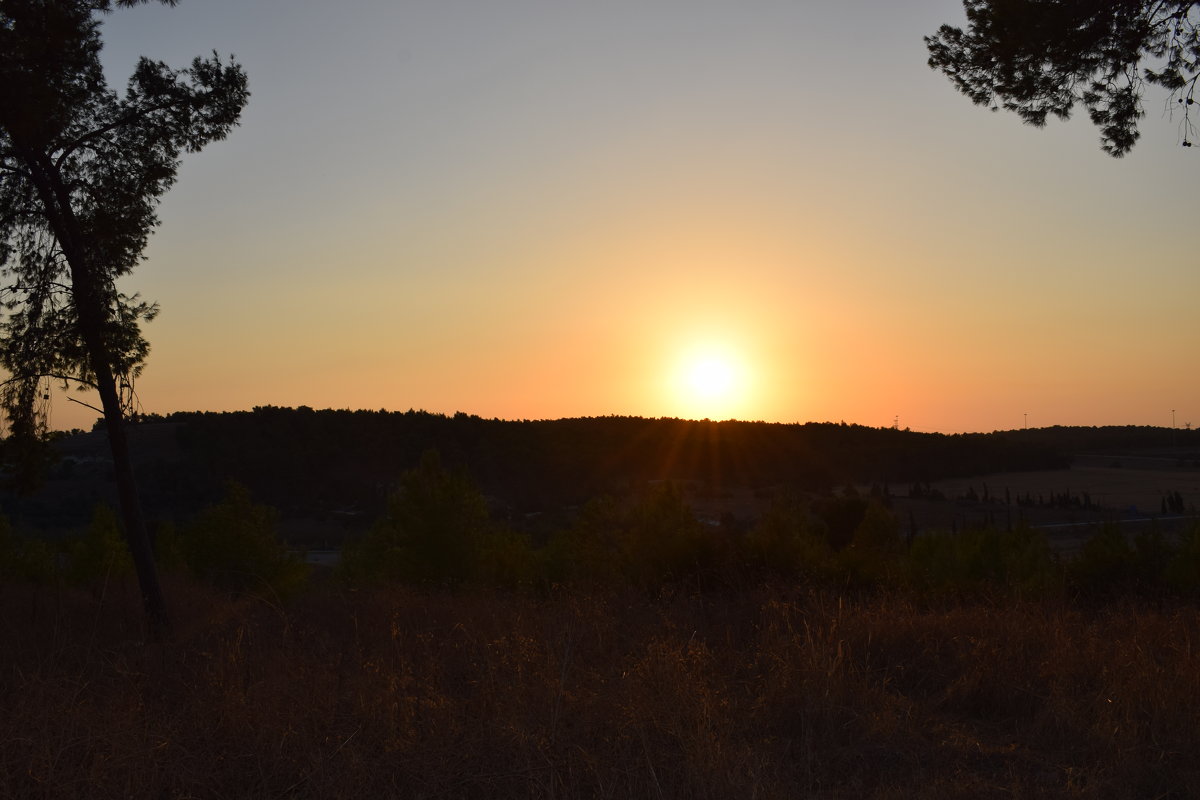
14,407 -> 1197,536
120,407 -> 1077,522
167,408 -> 1073,511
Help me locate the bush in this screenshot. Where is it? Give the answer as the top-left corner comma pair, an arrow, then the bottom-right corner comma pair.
835,500 -> 903,585
340,450 -> 521,585
543,496 -> 624,585
65,505 -> 133,586
151,520 -> 186,571
545,483 -> 726,587
179,482 -> 308,595
0,515 -> 57,583
1166,522 -> 1200,594
810,493 -> 868,552
1070,524 -> 1135,596
907,524 -> 1057,596
742,494 -> 831,578
477,527 -> 538,587
619,482 -> 723,586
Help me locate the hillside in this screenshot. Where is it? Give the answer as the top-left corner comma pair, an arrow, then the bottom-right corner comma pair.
3,408 -> 1197,539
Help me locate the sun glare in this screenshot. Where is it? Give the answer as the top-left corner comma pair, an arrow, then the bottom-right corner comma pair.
687,357 -> 734,398
671,345 -> 750,420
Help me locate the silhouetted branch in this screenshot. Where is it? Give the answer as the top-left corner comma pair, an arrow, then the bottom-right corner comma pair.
65,395 -> 103,414
54,101 -> 179,170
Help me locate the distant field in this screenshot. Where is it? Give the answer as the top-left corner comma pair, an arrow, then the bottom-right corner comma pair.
929,464 -> 1200,516
889,464 -> 1199,556
684,463 -> 1200,534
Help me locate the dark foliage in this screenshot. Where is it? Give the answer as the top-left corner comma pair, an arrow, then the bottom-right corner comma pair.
927,1 -> 1200,154
0,0 -> 249,632
151,408 -> 1072,525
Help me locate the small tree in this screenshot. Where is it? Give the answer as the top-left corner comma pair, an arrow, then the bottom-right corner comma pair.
341,450 -> 494,585
179,483 -> 307,596
742,493 -> 831,577
67,503 -> 133,586
0,0 -> 249,634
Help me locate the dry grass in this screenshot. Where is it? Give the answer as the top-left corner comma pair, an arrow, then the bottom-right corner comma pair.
2,577 -> 1199,799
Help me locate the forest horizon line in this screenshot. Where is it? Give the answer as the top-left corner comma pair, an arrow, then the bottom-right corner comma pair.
64,404 -> 1194,439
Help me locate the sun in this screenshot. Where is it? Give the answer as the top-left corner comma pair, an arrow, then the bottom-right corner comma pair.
687,357 -> 735,399
670,345 -> 750,420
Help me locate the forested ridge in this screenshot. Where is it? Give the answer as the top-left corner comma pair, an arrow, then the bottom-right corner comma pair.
7,407 -> 1196,536
145,407 -> 1071,514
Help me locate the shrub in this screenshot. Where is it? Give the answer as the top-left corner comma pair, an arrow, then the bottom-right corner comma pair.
179,482 -> 308,595
65,504 -> 133,586
906,524 -> 1057,596
0,514 -> 57,583
619,482 -> 723,586
742,494 -> 831,578
340,450 -> 510,585
477,527 -> 538,587
1131,527 -> 1173,591
810,493 -> 868,552
151,520 -> 186,571
543,496 -> 624,584
836,500 -> 903,584
1166,522 -> 1200,594
1070,523 -> 1135,596
545,483 -> 724,587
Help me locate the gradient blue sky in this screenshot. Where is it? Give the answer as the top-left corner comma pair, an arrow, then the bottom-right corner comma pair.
58,0 -> 1197,433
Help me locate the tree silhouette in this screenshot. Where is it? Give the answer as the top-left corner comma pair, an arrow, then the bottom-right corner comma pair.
0,0 -> 249,634
927,1 -> 1200,156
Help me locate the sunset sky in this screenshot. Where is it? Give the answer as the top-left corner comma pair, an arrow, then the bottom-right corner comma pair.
57,0 -> 1197,433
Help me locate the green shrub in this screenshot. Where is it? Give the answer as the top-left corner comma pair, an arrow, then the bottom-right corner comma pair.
620,482 -> 722,586
1130,528 -> 1173,590
907,524 -> 1057,596
1001,524 -> 1059,596
65,504 -> 133,586
545,483 -> 724,587
477,527 -> 538,587
151,520 -> 186,571
1070,524 -> 1135,595
0,515 -> 57,583
835,501 -> 903,584
742,494 -> 831,577
542,496 -> 624,584
179,483 -> 308,595
810,493 -> 868,552
340,450 -> 506,585
1166,522 -> 1200,594
850,500 -> 901,554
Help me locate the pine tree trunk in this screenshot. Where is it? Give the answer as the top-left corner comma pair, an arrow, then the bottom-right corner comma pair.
20,149 -> 170,638
94,365 -> 169,639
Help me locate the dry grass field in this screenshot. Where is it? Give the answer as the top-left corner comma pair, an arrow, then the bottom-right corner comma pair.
3,576 -> 1200,799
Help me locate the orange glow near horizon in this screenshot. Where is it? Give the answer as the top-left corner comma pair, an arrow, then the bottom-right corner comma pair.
31,2 -> 1188,437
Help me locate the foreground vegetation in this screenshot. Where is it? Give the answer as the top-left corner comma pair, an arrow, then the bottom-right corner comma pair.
3,455 -> 1200,798
3,576 -> 1199,799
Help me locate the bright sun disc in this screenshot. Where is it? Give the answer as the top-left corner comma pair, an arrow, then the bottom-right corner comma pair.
671,345 -> 749,419
687,357 -> 734,398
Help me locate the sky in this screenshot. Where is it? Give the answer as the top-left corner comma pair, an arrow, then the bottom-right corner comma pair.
50,0 -> 1197,433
